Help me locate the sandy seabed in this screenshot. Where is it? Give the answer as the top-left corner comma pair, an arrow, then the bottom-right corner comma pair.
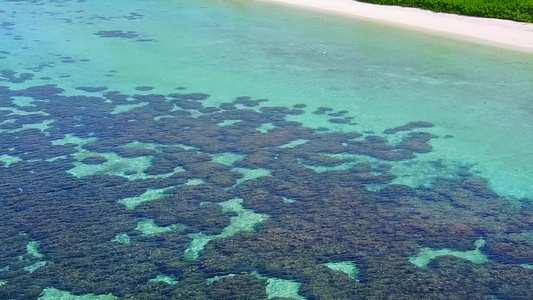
259,0 -> 533,53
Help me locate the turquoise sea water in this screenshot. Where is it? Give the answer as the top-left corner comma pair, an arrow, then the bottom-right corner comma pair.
0,0 -> 532,299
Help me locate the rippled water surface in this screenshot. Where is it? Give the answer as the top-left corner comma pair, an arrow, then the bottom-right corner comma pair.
0,0 -> 532,299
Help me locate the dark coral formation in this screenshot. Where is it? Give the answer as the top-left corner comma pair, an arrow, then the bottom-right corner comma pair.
0,72 -> 531,299
94,30 -> 153,42
383,121 -> 434,134
0,70 -> 34,83
135,86 -> 154,91
75,86 -> 108,93
94,30 -> 141,39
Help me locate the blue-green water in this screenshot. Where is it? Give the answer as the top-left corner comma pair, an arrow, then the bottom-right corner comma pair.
0,0 -> 532,299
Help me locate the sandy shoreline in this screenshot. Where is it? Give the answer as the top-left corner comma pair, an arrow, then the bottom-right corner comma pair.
258,0 -> 533,53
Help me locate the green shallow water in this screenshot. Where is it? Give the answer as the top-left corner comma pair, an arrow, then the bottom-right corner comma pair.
1,0 -> 532,299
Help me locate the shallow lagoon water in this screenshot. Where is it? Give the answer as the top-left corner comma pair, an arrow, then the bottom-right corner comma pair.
0,0 -> 532,299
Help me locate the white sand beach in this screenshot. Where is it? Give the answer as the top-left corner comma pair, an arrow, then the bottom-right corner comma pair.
259,0 -> 533,53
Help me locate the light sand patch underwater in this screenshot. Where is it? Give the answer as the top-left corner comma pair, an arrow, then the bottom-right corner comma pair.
185,198 -> 269,260
135,219 -> 186,236
118,187 -> 174,210
38,288 -> 118,300
410,239 -> 488,268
